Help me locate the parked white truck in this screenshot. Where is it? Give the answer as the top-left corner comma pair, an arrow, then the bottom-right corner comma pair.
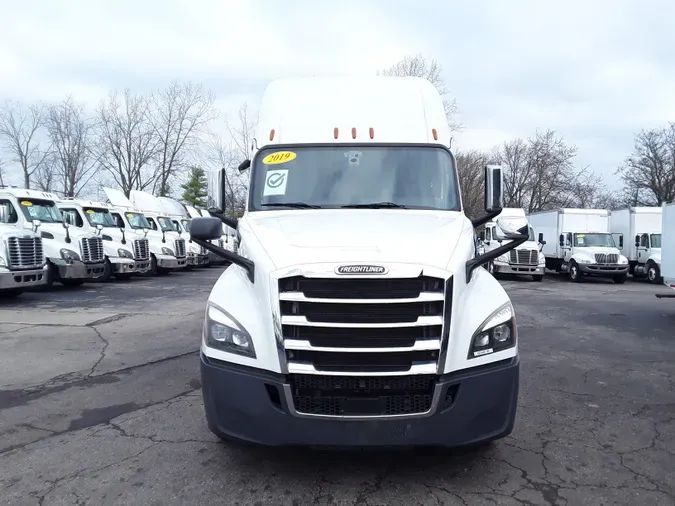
0,188 -> 105,287
157,196 -> 209,267
479,207 -> 546,281
610,206 -> 662,283
656,201 -> 675,298
528,208 -> 629,283
103,188 -> 187,275
187,75 -> 531,448
0,194 -> 47,297
56,198 -> 151,280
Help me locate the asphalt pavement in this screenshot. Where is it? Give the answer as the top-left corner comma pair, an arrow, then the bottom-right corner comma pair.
0,268 -> 674,505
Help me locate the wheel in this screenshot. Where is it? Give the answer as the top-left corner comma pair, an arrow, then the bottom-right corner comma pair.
569,261 -> 582,282
61,279 -> 84,287
142,255 -> 159,276
95,258 -> 113,282
532,275 -> 544,282
1,288 -> 24,298
613,275 -> 627,284
646,263 -> 662,284
114,272 -> 133,280
44,262 -> 56,288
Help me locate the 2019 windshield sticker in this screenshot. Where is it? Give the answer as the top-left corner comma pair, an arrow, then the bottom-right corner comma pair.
21,201 -> 32,206
263,169 -> 289,196
86,209 -> 95,214
262,151 -> 296,165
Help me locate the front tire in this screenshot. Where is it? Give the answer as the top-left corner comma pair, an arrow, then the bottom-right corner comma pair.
569,261 -> 582,282
61,279 -> 84,287
1,288 -> 24,298
95,258 -> 113,282
532,275 -> 544,282
613,275 -> 627,284
647,263 -> 661,284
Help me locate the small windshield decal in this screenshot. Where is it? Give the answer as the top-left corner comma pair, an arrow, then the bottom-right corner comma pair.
86,209 -> 95,214
126,213 -> 133,218
262,151 -> 296,165
263,169 -> 289,196
21,201 -> 32,206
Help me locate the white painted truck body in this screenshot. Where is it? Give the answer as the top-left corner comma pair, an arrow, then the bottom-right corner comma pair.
659,202 -> 675,294
102,188 -> 186,273
610,207 -> 662,282
56,199 -> 151,277
480,207 -> 545,280
196,76 -> 521,448
0,198 -> 47,295
156,196 -> 209,267
527,208 -> 629,282
0,188 -> 105,286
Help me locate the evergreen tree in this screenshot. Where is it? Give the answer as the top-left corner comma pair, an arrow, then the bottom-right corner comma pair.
181,166 -> 208,208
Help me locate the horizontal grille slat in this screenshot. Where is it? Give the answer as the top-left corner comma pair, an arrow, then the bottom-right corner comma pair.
279,275 -> 443,299
284,325 -> 442,348
7,236 -> 44,270
280,301 -> 443,324
288,350 -> 437,372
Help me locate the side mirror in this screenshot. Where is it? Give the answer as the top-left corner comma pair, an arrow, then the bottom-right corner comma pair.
483,165 -> 503,213
143,228 -> 149,237
634,235 -> 640,247
0,205 -> 8,223
619,234 -> 624,249
559,234 -> 564,247
238,159 -> 251,173
32,219 -> 42,233
493,216 -> 529,241
62,221 -> 70,229
190,217 -> 225,241
538,232 -> 546,245
96,224 -> 103,235
207,168 -> 226,215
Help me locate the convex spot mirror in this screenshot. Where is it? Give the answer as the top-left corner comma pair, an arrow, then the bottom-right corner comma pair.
492,216 -> 529,240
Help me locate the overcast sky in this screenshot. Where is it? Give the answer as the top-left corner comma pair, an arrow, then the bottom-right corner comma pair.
1,0 -> 673,190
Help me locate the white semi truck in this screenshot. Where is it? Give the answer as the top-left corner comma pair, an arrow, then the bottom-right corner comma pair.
479,207 -> 545,281
656,201 -> 674,298
157,196 -> 209,267
187,75 -> 531,448
0,194 -> 47,297
56,198 -> 151,280
528,208 -> 629,283
609,207 -> 662,283
0,188 -> 105,287
103,188 -> 187,275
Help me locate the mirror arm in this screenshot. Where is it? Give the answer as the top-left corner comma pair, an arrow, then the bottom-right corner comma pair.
206,209 -> 238,230
465,232 -> 529,282
192,238 -> 255,283
471,209 -> 501,229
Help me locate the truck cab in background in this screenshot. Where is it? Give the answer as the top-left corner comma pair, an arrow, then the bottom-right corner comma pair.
479,207 -> 545,281
528,208 -> 629,283
0,188 -> 105,287
56,198 -> 151,281
157,196 -> 209,268
0,196 -> 47,297
610,207 -> 662,283
186,75 -> 532,448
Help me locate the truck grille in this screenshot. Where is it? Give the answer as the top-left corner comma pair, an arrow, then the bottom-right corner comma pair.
6,236 -> 44,269
279,273 -> 450,417
595,253 -> 618,264
133,238 -> 150,261
80,237 -> 104,263
174,238 -> 186,258
509,249 -> 538,265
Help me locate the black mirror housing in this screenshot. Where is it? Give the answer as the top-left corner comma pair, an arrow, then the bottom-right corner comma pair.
483,165 -> 503,213
238,159 -> 251,173
559,234 -> 564,247
189,217 -> 223,241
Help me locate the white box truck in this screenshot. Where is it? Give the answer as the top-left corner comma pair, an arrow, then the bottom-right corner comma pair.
0,195 -> 48,297
0,188 -> 105,287
656,202 -> 675,298
186,75 -> 533,448
610,207 -> 662,283
527,208 -> 629,283
478,207 -> 546,281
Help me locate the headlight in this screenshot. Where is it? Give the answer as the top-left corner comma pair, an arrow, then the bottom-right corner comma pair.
204,303 -> 256,358
618,256 -> 628,264
118,248 -> 133,259
468,303 -> 516,359
496,254 -> 509,263
0,256 -> 6,267
161,247 -> 174,256
576,257 -> 592,264
60,248 -> 81,262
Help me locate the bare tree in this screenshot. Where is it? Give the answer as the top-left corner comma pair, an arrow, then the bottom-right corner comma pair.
378,53 -> 462,133
616,124 -> 675,206
95,89 -> 159,197
0,100 -> 50,189
44,96 -> 98,197
149,81 -> 217,197
0,157 -> 6,187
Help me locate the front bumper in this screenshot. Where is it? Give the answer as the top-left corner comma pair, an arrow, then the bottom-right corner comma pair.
0,265 -> 48,290
578,264 -> 629,277
109,257 -> 137,274
201,354 -> 519,447
494,262 -> 544,275
155,254 -> 187,269
187,253 -> 210,266
52,259 -> 105,279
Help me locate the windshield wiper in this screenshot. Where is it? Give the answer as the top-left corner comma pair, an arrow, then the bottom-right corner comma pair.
341,201 -> 407,209
261,202 -> 322,209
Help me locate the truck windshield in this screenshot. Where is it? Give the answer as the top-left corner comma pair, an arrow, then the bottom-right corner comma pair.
125,212 -> 151,229
650,234 -> 661,248
157,216 -> 176,232
18,199 -> 63,223
83,208 -> 117,227
573,233 -> 616,248
249,145 -> 460,211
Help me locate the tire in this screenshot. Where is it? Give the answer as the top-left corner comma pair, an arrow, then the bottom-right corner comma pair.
61,279 -> 84,287
114,272 -> 133,281
1,288 -> 24,298
532,275 -> 544,282
143,255 -> 159,276
44,262 -> 56,288
569,261 -> 582,282
95,258 -> 113,282
646,263 -> 662,284
613,275 -> 627,284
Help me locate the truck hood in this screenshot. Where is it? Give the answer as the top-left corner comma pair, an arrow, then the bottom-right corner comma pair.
245,210 -> 467,270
